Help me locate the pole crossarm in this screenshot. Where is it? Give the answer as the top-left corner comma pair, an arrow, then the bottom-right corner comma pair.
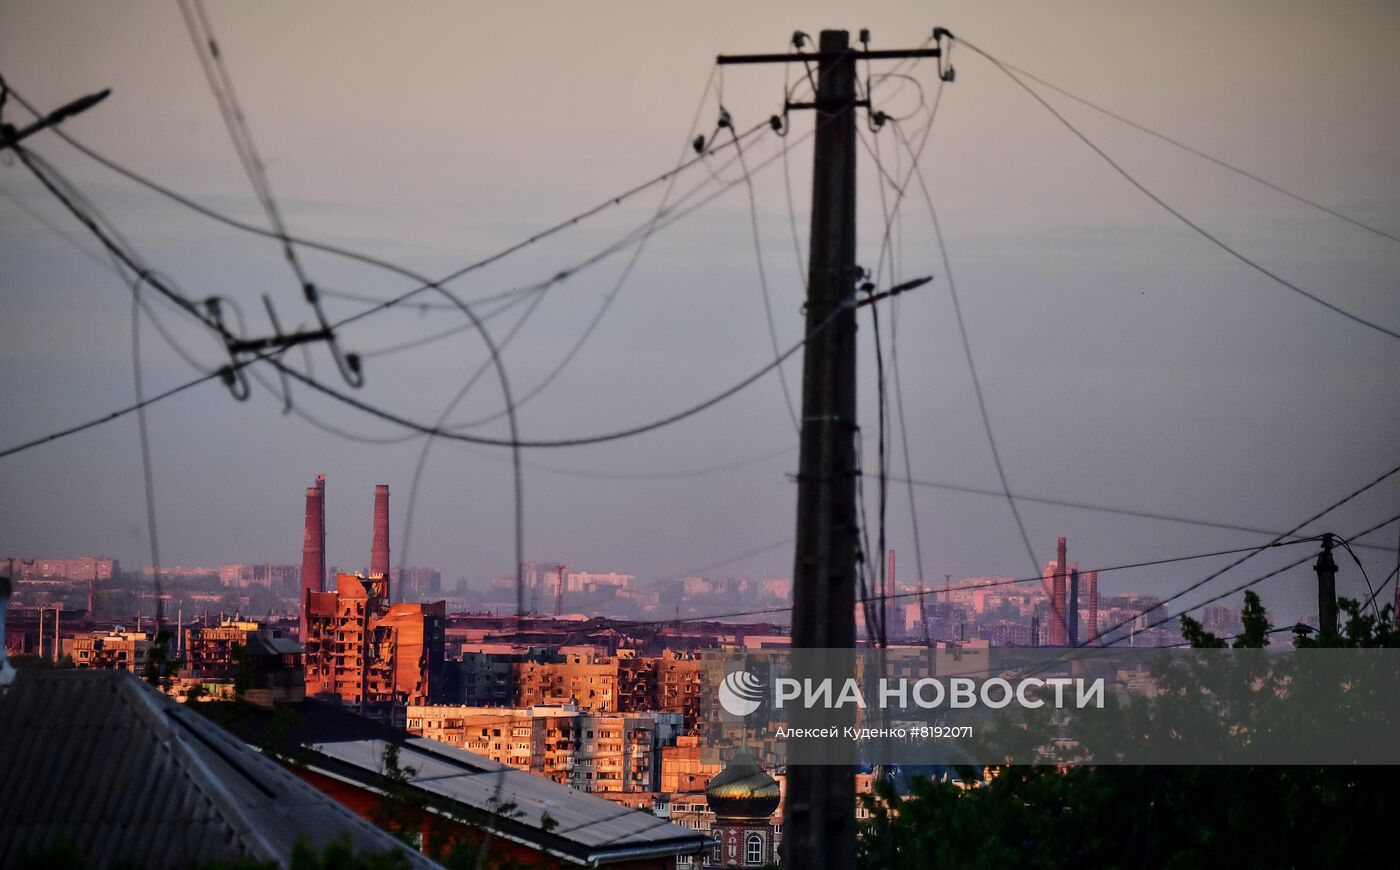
856,275 -> 933,309
225,328 -> 335,355
716,48 -> 941,65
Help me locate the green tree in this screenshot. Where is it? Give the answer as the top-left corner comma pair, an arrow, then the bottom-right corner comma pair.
857,592 -> 1400,869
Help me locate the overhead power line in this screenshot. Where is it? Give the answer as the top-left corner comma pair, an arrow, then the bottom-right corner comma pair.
177,0 -> 361,389
1132,510 -> 1400,639
891,118 -> 1041,575
0,74 -> 791,457
256,120 -> 778,448
959,38 -> 1400,344
268,295 -> 849,449
507,537 -> 1320,637
1069,460 -> 1400,649
1,83 -> 771,327
398,69 -> 727,570
876,471 -> 1398,553
0,362 -> 221,460
0,144 -> 851,457
987,55 -> 1400,246
731,113 -> 801,433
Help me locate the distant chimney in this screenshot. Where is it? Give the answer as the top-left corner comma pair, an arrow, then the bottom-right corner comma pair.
371,484 -> 390,602
1051,537 -> 1069,646
299,476 -> 326,640
316,474 -> 326,576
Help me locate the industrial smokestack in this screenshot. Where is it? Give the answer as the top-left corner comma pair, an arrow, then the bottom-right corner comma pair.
1051,536 -> 1068,646
371,484 -> 390,601
316,474 -> 326,582
299,476 -> 326,641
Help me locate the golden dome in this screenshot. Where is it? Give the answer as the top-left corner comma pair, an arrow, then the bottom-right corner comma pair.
705,754 -> 780,821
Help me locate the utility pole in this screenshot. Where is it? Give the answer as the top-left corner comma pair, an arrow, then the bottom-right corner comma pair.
1068,568 -> 1080,647
718,28 -> 948,870
1315,533 -> 1338,637
886,549 -> 896,643
917,579 -> 930,646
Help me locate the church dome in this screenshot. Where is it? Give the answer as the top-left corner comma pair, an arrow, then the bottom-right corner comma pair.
706,754 -> 781,821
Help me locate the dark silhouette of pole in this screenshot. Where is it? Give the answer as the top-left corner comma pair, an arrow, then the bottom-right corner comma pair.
717,29 -> 946,870
786,30 -> 859,870
1069,568 -> 1080,646
1315,533 -> 1338,636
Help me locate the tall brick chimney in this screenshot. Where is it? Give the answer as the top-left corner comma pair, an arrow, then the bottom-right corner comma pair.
316,474 -> 326,573
371,484 -> 390,602
299,476 -> 326,640
1051,536 -> 1068,646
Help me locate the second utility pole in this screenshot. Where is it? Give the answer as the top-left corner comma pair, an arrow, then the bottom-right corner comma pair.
719,27 -> 946,870
1315,532 -> 1338,637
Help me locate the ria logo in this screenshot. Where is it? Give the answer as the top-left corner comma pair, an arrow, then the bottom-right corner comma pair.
719,670 -> 765,717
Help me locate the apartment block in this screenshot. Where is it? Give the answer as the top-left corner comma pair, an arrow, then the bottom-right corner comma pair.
67,628 -> 151,672
405,703 -> 684,793
304,573 -> 445,707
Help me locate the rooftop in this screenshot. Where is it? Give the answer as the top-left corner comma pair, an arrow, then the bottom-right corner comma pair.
0,669 -> 433,869
202,697 -> 711,866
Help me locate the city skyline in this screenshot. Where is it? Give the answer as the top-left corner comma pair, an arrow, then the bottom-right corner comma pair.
3,0 -> 1397,639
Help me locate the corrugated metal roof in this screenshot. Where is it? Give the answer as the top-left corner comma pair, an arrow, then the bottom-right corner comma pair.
312,738 -> 710,863
0,670 -> 437,869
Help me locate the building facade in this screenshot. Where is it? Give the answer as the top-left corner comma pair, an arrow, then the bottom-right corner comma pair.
67,628 -> 151,672
304,573 -> 446,707
405,703 -> 684,793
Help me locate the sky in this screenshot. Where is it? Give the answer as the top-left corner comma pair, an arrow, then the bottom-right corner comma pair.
1,0 -> 1397,625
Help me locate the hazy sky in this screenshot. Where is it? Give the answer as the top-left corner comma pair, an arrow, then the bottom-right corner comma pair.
2,1 -> 1397,625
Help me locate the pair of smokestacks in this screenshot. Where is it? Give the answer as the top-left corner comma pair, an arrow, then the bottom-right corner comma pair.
299,477 -> 390,638
1049,536 -> 1099,647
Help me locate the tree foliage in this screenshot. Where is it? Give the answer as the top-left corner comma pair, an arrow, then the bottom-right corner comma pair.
857,593 -> 1400,869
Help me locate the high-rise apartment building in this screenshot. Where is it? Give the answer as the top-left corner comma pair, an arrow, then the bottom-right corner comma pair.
303,573 -> 445,707
67,628 -> 151,672
405,703 -> 684,792
5,556 -> 119,581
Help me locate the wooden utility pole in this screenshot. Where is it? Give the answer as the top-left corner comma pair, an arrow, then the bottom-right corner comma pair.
718,28 -> 947,870
1315,533 -> 1338,636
